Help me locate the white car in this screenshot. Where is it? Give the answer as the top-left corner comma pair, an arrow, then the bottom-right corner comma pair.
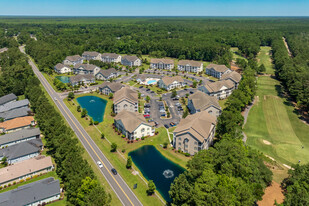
97,161 -> 103,168
54,97 -> 57,101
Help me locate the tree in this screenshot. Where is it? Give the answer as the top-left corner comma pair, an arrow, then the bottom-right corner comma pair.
81,108 -> 88,118
68,92 -> 75,100
281,164 -> 309,205
167,111 -> 170,118
89,118 -> 93,125
1,157 -> 7,167
126,156 -> 132,169
192,81 -> 197,88
138,92 -> 141,99
111,143 -> 117,152
77,105 -> 81,112
171,89 -> 177,98
109,93 -> 113,99
258,64 -> 266,74
182,109 -> 189,118
163,142 -> 168,148
147,180 -> 156,195
145,96 -> 150,103
101,133 -> 105,139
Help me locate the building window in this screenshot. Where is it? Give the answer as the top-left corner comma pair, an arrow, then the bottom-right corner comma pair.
194,141 -> 198,145
185,145 -> 188,148
178,137 -> 181,140
194,147 -> 197,150
179,142 -> 181,145
141,128 -> 145,133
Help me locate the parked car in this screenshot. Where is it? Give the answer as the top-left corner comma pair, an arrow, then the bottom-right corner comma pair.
164,124 -> 169,129
148,119 -> 154,122
161,112 -> 166,116
190,91 -> 194,94
184,88 -> 188,91
141,94 -> 145,97
111,168 -> 117,175
97,161 -> 103,168
146,88 -> 151,91
172,97 -> 179,101
144,114 -> 150,118
170,122 -> 175,127
144,104 -> 151,108
150,91 -> 155,93
139,86 -> 143,89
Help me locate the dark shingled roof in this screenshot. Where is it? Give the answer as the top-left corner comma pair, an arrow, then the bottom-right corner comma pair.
99,82 -> 124,93
97,68 -> 117,78
0,107 -> 31,121
0,177 -> 60,206
0,128 -> 40,147
122,55 -> 139,62
0,94 -> 17,106
82,51 -> 100,57
69,74 -> 95,83
0,99 -> 29,113
0,139 -> 42,161
102,53 -> 121,59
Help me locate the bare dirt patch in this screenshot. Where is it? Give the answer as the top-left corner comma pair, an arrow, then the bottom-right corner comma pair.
263,140 -> 272,145
257,181 -> 284,206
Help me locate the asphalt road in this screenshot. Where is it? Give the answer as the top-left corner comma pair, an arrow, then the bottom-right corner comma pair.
21,47 -> 143,206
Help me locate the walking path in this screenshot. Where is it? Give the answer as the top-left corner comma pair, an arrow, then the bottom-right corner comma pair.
282,37 -> 293,57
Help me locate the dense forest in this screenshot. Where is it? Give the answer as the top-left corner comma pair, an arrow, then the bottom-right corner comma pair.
0,44 -> 111,205
1,17 -> 309,205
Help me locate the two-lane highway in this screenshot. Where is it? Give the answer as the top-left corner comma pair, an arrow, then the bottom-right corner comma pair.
22,47 -> 142,206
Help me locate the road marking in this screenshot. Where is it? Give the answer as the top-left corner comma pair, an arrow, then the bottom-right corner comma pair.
31,62 -> 136,206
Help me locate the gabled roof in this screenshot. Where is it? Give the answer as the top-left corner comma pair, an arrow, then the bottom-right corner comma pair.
206,64 -> 230,73
150,58 -> 174,64
102,53 -> 121,59
74,63 -> 98,71
0,107 -> 31,121
160,76 -> 184,86
204,79 -> 235,93
82,51 -> 100,57
0,138 -> 42,160
221,71 -> 242,83
65,55 -> 83,62
178,60 -> 203,67
174,110 -> 216,142
0,156 -> 53,185
69,74 -> 95,83
122,55 -> 140,62
114,87 -> 138,104
54,63 -> 69,70
0,94 -> 17,106
0,177 -> 60,206
0,128 -> 40,147
0,99 -> 29,113
97,68 -> 117,78
99,82 -> 124,92
188,91 -> 221,111
115,110 -> 150,133
0,116 -> 34,131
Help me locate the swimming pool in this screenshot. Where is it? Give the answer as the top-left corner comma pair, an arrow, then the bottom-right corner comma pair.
55,76 -> 70,84
147,79 -> 157,85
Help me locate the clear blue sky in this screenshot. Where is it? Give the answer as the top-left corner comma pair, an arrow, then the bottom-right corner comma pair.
0,0 -> 308,16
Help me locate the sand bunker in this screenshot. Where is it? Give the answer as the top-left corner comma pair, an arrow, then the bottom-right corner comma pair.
263,140 -> 272,145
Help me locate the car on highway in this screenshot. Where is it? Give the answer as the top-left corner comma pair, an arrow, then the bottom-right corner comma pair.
111,168 -> 118,175
54,97 -> 57,101
97,161 -> 103,168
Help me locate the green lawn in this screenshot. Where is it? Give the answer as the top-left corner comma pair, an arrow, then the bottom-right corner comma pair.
65,93 -> 191,204
244,76 -> 309,167
230,47 -> 247,61
48,199 -> 67,206
219,99 -> 228,110
257,46 -> 274,75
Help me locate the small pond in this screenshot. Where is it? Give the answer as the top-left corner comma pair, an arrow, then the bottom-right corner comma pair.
129,145 -> 185,202
76,96 -> 107,122
56,76 -> 70,84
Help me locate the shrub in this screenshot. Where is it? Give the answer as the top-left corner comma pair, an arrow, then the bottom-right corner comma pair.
8,183 -> 11,187
26,177 -> 31,181
101,133 -> 105,139
4,185 -> 7,188
126,156 -> 132,169
13,181 -> 16,185
0,186 -> 2,190
19,179 -> 24,183
122,135 -> 125,138
94,121 -> 99,125
141,137 -> 145,140
122,149 -> 126,153
77,105 -> 81,112
111,143 -> 117,152
185,153 -> 190,157
163,142 -> 168,148
136,138 -> 140,141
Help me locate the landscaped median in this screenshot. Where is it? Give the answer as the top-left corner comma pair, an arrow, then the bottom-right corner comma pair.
64,92 -> 190,204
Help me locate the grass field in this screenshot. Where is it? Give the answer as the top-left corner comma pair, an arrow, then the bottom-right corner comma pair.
257,46 -> 274,75
65,93 -> 191,204
244,47 -> 309,174
230,47 -> 247,61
